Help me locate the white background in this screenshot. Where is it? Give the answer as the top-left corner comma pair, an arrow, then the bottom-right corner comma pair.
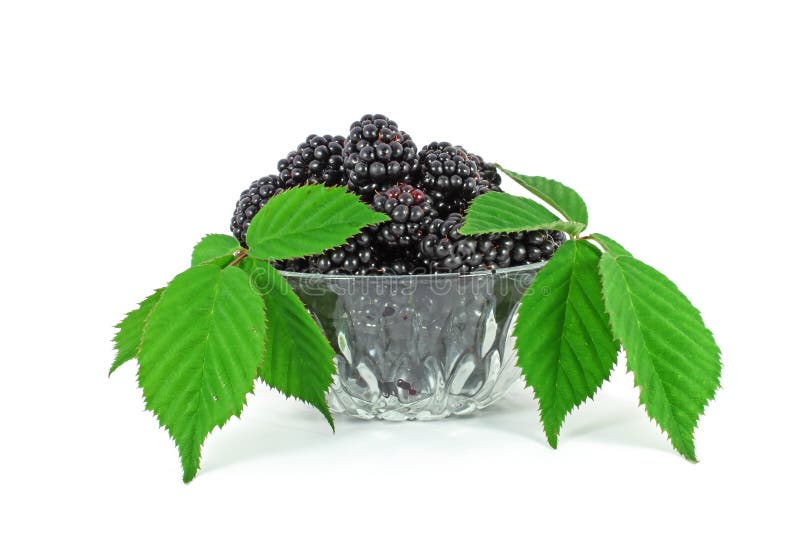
1,1 -> 798,532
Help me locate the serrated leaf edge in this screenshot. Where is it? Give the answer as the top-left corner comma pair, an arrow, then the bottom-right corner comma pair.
460,192 -> 587,236
515,240 -> 619,448
589,233 -> 632,258
247,185 -> 389,261
191,233 -> 241,267
598,252 -> 721,462
136,266 -> 266,482
239,259 -> 336,431
109,288 -> 165,376
497,165 -> 589,226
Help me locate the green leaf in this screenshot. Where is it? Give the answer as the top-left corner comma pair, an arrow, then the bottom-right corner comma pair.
241,259 -> 336,430
137,264 -> 266,482
191,234 -> 241,266
589,233 -> 631,258
515,240 -> 619,447
246,185 -> 389,261
461,192 -> 587,236
110,288 -> 164,376
599,252 -> 721,461
497,165 -> 589,225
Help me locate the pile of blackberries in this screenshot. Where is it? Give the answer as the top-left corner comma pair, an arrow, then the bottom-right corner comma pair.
231,114 -> 565,274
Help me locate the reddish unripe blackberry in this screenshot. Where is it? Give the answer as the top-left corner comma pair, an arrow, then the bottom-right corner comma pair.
371,184 -> 436,248
413,142 -> 502,214
230,174 -> 286,246
343,114 -> 418,198
277,134 -> 347,187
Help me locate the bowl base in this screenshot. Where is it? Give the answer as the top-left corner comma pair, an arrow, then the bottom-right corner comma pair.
327,380 -> 518,421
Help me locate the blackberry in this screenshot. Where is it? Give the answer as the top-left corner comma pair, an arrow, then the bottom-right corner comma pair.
418,213 -> 566,273
413,142 -> 502,214
306,233 -> 379,275
371,184 -> 436,248
418,213 -> 474,274
343,114 -> 418,198
230,174 -> 286,246
277,134 -> 347,187
472,152 -> 502,189
374,244 -> 425,275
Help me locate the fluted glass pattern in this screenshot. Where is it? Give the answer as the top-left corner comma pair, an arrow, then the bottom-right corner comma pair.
282,264 -> 542,421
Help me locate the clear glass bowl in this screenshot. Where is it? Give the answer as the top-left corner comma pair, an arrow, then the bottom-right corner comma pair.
281,263 -> 543,421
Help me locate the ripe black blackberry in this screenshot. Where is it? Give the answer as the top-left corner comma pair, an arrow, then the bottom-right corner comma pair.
374,244 -> 425,275
230,174 -> 286,246
303,233 -> 429,276
418,213 -> 566,273
277,134 -> 347,187
413,142 -> 502,214
306,233 -> 379,275
343,114 -> 418,198
371,184 -> 436,248
471,152 -> 502,190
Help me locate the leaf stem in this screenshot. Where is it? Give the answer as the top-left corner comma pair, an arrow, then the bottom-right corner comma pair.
229,249 -> 248,268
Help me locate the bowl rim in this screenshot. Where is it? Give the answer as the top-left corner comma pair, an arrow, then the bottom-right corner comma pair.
278,261 -> 546,281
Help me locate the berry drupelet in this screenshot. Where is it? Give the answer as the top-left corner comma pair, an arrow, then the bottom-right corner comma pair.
277,134 -> 347,187
230,174 -> 286,246
371,184 -> 437,248
343,114 -> 418,198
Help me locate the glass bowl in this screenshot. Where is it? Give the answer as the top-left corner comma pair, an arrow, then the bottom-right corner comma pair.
281,263 -> 543,421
